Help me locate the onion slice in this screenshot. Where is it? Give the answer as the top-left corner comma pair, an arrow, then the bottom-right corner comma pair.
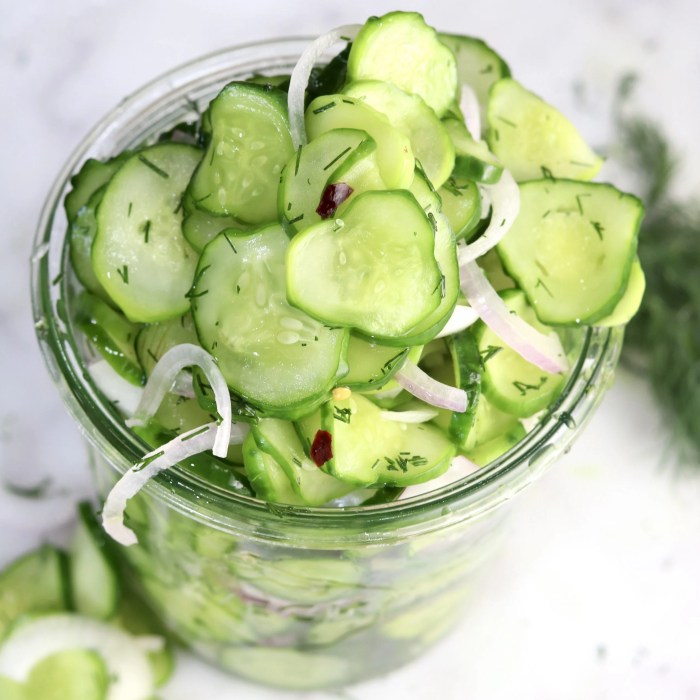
457,169 -> 520,265
125,343 -> 231,458
459,260 -> 569,373
287,24 -> 361,149
435,304 -> 480,338
394,360 -> 467,413
102,421 -> 250,546
379,408 -> 438,423
459,83 -> 481,140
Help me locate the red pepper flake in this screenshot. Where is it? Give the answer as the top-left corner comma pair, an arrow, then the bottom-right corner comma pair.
316,183 -> 353,219
310,429 -> 333,467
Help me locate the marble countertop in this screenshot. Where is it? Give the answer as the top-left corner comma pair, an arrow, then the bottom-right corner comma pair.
2,1 -> 700,698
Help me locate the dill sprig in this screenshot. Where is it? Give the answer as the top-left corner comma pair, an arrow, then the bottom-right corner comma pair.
613,77 -> 700,465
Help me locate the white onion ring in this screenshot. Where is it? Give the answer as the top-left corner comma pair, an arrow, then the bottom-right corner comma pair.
102,420 -> 250,546
394,360 -> 467,412
435,304 -> 480,338
457,169 -> 520,265
125,343 -> 231,458
288,24 -> 361,149
379,408 -> 438,423
459,260 -> 569,373
459,82 -> 481,140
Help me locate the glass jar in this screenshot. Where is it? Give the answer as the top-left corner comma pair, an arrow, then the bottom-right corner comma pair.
31,39 -> 623,690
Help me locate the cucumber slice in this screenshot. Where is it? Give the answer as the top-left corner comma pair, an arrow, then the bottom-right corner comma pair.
298,393 -> 455,487
438,34 -> 511,126
0,546 -> 69,640
305,94 -> 414,189
462,393 -> 522,452
286,190 -> 442,341
594,257 -> 646,327
192,225 -> 349,418
253,418 -> 355,505
477,290 -> 566,418
134,312 -> 198,378
70,502 -> 120,620
347,11 -> 458,117
444,115 -> 503,184
25,650 -> 109,700
0,675 -> 24,700
74,292 -> 145,387
92,143 -> 202,323
465,423 -> 526,467
496,179 -> 644,325
188,82 -> 293,223
343,335 -> 409,391
344,80 -> 455,188
181,191 -> 248,252
64,154 -> 129,223
0,614 -> 158,700
487,78 -> 603,182
439,176 -> 482,241
243,432 -> 307,505
69,187 -> 110,299
328,137 -> 385,207
278,128 -> 368,234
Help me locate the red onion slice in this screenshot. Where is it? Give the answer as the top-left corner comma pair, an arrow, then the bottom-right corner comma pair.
288,24 -> 361,149
459,260 -> 569,373
394,360 -> 467,412
125,343 -> 231,458
457,169 -> 520,265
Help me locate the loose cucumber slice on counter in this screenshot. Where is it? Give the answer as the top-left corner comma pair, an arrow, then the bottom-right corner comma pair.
0,546 -> 69,640
305,94 -> 414,189
192,224 -> 349,418
286,190 -> 442,341
477,289 -> 566,418
69,502 -> 120,620
298,393 -> 455,487
74,292 -> 145,387
347,11 -> 458,117
278,128 -> 368,234
92,143 -> 202,323
188,82 -> 294,224
487,78 -> 604,182
496,179 -> 644,325
23,650 -> 109,700
344,79 -> 455,188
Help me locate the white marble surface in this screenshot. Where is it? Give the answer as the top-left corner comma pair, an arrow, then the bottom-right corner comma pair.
2,1 -> 700,698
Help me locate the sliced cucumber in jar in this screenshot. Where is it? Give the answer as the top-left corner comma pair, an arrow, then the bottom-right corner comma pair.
192,224 -> 349,418
286,190 -> 442,341
92,143 -> 202,323
188,82 -> 294,224
343,335 -> 409,391
438,176 -> 482,241
496,179 -> 644,325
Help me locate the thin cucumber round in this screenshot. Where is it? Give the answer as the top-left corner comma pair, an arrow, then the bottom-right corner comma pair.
594,257 -> 646,327
191,224 -> 349,418
92,143 -> 202,323
347,11 -> 458,117
438,176 -> 482,241
496,179 -> 644,325
24,650 -> 109,700
343,335 -> 410,391
286,190 -> 442,341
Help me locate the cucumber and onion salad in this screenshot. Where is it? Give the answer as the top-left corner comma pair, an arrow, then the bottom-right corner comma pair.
63,11 -> 644,546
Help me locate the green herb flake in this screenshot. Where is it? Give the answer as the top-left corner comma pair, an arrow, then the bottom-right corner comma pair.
138,155 -> 170,179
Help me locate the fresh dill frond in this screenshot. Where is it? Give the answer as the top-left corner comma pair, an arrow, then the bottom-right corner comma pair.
613,80 -> 700,465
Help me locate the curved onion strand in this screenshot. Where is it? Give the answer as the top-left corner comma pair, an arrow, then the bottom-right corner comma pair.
394,360 -> 467,412
288,24 -> 361,149
459,260 -> 569,373
125,343 -> 231,458
435,304 -> 480,338
459,83 -> 481,140
102,421 -> 250,546
379,408 -> 438,423
457,169 -> 520,265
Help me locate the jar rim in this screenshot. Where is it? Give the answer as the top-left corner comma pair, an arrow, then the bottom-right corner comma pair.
30,38 -> 623,544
